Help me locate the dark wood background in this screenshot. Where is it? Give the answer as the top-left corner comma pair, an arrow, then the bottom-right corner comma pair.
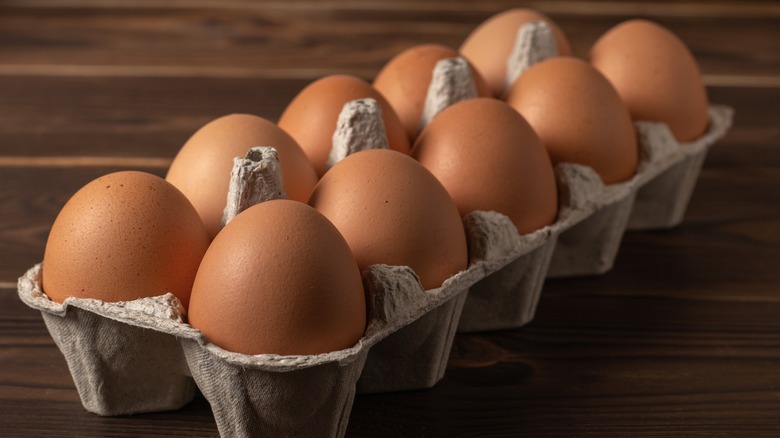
1,1 -> 779,436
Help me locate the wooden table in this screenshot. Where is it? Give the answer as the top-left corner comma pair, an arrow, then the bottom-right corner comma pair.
2,1 -> 778,436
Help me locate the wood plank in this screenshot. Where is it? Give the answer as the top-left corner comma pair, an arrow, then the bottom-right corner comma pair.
0,78 -> 775,160
0,76 -> 309,157
0,6 -> 777,78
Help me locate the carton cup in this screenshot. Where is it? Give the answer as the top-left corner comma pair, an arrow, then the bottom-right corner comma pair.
17,264 -> 196,416
356,292 -> 467,392
628,105 -> 734,229
457,211 -> 555,332
356,262 -> 482,393
180,336 -> 369,438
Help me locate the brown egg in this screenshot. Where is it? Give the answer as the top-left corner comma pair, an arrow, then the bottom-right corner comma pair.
505,57 -> 638,184
309,149 -> 467,290
187,200 -> 366,356
373,44 -> 492,141
413,98 -> 557,234
460,8 -> 572,97
278,75 -> 411,177
166,114 -> 318,239
590,19 -> 709,142
42,171 -> 210,308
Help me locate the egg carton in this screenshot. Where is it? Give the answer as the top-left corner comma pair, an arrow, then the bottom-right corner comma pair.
14,101 -> 506,438
18,197 -> 510,436
457,104 -> 732,332
17,24 -> 734,433
15,107 -> 734,435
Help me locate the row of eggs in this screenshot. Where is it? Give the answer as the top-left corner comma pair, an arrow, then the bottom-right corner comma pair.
40,10 -> 709,357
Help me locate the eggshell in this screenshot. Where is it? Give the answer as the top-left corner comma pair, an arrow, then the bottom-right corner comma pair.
42,171 -> 210,309
590,19 -> 710,142
187,200 -> 366,356
460,8 -> 572,97
373,44 -> 492,141
413,98 -> 557,234
166,114 -> 318,239
505,57 -> 638,185
309,149 -> 467,290
278,75 -> 411,176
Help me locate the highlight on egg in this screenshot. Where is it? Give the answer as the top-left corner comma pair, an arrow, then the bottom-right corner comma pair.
42,171 -> 210,309
166,113 -> 318,240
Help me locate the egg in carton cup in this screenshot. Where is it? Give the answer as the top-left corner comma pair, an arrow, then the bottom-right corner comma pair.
176,139 -> 496,429
398,51 -> 557,332
499,21 -> 639,279
319,98 -> 489,394
17,259 -> 368,437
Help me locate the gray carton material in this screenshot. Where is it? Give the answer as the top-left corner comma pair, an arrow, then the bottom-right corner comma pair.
457,212 -> 555,332
17,247 -> 486,435
17,264 -> 196,416
356,261 -> 482,393
546,165 -> 638,278
179,332 -> 369,438
628,105 -> 734,229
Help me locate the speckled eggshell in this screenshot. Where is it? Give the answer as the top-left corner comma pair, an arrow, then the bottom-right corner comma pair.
373,44 -> 492,141
166,114 -> 318,239
413,98 -> 557,234
278,75 -> 411,177
505,57 -> 638,185
42,171 -> 210,309
460,8 -> 572,97
590,19 -> 710,142
187,200 -> 366,356
309,149 -> 468,291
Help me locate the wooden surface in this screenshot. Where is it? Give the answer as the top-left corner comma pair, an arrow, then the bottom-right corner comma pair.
1,1 -> 779,436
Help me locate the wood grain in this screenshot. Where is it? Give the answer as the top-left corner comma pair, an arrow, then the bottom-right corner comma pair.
0,81 -> 774,159
0,76 -> 308,157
